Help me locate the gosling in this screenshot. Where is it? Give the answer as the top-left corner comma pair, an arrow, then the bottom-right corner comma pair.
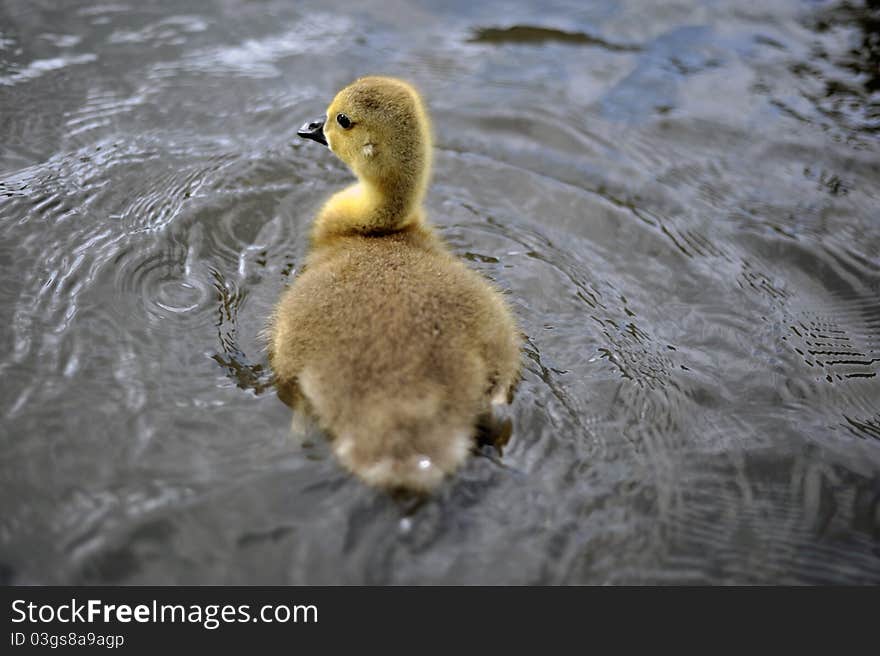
268,76 -> 521,492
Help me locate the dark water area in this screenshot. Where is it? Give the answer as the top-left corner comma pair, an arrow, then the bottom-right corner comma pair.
1,0 -> 879,584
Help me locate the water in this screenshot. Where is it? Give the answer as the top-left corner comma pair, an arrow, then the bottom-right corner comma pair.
1,0 -> 878,585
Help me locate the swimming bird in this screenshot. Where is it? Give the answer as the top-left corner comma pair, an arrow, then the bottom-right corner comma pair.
268,76 -> 521,492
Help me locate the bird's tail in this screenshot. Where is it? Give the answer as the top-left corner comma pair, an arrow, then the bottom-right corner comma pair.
331,390 -> 474,492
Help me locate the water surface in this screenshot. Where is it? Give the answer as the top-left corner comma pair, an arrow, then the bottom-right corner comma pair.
1,0 -> 879,584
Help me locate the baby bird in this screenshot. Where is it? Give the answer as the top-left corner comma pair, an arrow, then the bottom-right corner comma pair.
268,76 -> 521,492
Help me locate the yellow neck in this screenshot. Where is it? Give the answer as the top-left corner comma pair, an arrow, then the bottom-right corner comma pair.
310,173 -> 426,245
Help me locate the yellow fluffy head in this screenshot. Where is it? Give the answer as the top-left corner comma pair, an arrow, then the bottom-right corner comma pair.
323,76 -> 432,195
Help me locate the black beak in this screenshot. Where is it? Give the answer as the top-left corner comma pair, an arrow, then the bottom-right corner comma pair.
297,117 -> 327,146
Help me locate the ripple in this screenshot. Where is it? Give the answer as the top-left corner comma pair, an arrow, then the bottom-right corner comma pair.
64,88 -> 147,137
111,229 -> 213,334
843,413 -> 880,442
208,266 -> 273,396
149,17 -> 353,79
108,15 -> 207,46
0,53 -> 97,87
154,280 -> 203,314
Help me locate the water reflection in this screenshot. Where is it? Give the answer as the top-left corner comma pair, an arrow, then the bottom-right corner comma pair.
795,0 -> 880,135
468,24 -> 641,52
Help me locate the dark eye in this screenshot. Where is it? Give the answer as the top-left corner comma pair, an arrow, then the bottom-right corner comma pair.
336,113 -> 353,129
